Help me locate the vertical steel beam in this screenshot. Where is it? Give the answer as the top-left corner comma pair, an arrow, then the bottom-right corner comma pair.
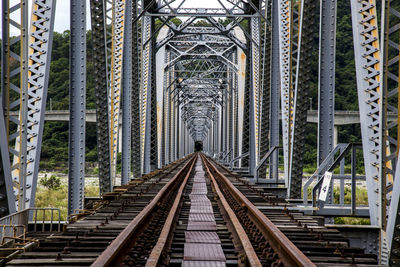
90,0 -> 112,194
289,0 -> 316,199
68,0 -> 86,214
131,0 -> 141,178
381,0 -> 400,264
249,16 -> 261,176
318,0 -> 336,165
2,0 -> 29,212
278,0 -> 293,183
259,0 -> 272,179
141,16 -> 152,173
269,0 -> 280,180
26,0 -> 57,208
109,0 -> 125,182
121,0 -> 132,185
0,101 -> 15,214
350,0 -> 381,227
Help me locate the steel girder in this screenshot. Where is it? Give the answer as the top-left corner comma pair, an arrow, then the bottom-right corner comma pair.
0,100 -> 15,214
248,17 -> 261,175
318,0 -> 336,165
131,0 -> 141,178
109,0 -> 125,182
241,51 -> 251,168
381,1 -> 400,264
278,0 -> 293,184
350,0 -> 381,228
140,16 -> 154,174
1,0 -> 56,212
90,0 -> 112,194
288,0 -> 316,199
68,0 -> 86,214
121,0 -> 133,185
259,0 -> 271,179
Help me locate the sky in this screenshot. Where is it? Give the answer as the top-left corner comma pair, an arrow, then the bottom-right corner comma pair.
1,0 -> 231,36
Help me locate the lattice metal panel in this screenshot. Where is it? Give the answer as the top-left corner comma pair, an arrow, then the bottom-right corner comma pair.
24,0 -> 56,209
381,1 -> 400,264
140,16 -> 153,174
90,0 -> 112,194
1,0 -> 29,212
259,0 -> 272,179
109,0 -> 125,182
350,0 -> 381,227
278,0 -> 294,182
2,0 -> 56,211
289,0 -> 316,199
131,0 -> 141,178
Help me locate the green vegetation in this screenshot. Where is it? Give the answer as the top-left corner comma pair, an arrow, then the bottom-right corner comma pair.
35,175 -> 100,220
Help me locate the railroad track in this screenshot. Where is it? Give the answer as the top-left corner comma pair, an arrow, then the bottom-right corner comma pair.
205,156 -> 380,266
4,153 -> 380,266
4,155 -> 193,266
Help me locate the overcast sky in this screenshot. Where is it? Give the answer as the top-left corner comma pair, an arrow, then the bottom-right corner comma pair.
1,0 -> 231,35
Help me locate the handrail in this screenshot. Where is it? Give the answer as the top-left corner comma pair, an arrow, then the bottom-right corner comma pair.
302,143 -> 349,204
229,152 -> 249,169
255,146 -> 281,182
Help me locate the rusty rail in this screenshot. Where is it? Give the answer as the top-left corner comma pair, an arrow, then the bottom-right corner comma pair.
91,154 -> 197,267
201,154 -> 262,266
145,155 -> 196,266
201,154 -> 316,267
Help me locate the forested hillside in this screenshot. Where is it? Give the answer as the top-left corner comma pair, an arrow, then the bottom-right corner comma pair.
39,0 -> 364,170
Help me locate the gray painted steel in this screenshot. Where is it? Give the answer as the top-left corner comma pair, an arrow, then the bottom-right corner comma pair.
68,0 -> 86,214
121,0 -> 133,184
318,0 -> 336,165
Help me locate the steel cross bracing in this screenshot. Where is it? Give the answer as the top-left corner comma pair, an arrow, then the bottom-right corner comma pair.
1,0 -> 56,212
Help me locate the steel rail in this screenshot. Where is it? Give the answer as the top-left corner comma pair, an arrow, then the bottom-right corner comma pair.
91,154 -> 197,267
202,154 -> 316,267
145,154 -> 196,266
200,154 -> 262,266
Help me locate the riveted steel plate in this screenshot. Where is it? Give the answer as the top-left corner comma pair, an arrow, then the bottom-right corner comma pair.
184,243 -> 226,261
189,213 -> 215,222
185,231 -> 221,244
182,261 -> 226,267
187,221 -> 217,231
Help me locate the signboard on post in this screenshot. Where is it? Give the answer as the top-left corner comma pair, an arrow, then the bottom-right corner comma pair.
319,171 -> 333,202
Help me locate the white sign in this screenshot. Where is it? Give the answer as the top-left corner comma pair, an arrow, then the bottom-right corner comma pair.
318,171 -> 333,202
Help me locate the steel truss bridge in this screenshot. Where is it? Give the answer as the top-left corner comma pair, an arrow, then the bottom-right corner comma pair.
0,0 -> 400,265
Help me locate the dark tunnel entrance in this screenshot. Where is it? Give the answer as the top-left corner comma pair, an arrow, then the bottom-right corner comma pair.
195,141 -> 203,151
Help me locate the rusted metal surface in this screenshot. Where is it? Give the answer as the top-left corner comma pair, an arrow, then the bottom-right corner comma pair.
91,155 -> 197,267
182,158 -> 226,266
201,154 -> 315,267
145,155 -> 196,267
201,154 -> 262,267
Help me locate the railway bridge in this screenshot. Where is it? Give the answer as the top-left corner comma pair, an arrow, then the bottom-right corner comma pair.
0,0 -> 399,265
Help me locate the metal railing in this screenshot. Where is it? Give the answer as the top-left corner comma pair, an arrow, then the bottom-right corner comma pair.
302,143 -> 366,216
0,208 -> 61,245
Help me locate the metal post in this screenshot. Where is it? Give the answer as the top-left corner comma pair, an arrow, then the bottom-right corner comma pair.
318,0 -> 336,165
68,0 -> 86,214
90,0 -> 112,193
131,0 -> 141,178
121,0 -> 132,185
